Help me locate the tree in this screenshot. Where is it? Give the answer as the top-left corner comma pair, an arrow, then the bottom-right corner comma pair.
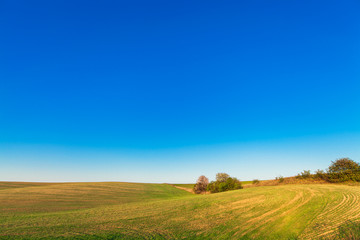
216,173 -> 230,183
193,175 -> 209,194
327,158 -> 360,182
328,158 -> 360,173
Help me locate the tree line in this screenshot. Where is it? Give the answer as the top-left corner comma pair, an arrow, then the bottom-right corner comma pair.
296,157 -> 360,183
193,158 -> 360,194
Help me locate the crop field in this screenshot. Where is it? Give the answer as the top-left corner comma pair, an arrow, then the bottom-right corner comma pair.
0,182 -> 360,239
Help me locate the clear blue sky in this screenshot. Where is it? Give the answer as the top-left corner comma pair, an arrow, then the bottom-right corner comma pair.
1,0 -> 359,182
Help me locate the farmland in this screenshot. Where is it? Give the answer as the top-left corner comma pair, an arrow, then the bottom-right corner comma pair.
0,182 -> 360,239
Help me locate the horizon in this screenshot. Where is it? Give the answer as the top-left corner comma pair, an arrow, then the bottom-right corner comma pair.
1,0 -> 360,183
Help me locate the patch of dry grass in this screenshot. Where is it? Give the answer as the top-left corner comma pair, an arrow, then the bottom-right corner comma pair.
244,176 -> 328,188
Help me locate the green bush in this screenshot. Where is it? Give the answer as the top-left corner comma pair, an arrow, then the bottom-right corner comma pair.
252,179 -> 260,184
278,176 -> 284,183
207,174 -> 243,193
314,169 -> 326,180
207,181 -> 219,193
297,170 -> 312,179
326,171 -> 360,183
218,182 -> 227,192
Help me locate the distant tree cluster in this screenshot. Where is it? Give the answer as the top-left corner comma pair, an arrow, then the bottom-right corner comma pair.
252,179 -> 260,185
296,158 -> 360,183
193,173 -> 243,194
193,158 -> 359,195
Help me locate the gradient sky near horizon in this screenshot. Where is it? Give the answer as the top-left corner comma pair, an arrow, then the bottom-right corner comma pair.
1,0 -> 360,183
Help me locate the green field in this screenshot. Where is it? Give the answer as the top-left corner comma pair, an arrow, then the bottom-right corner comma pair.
1,182 -> 359,239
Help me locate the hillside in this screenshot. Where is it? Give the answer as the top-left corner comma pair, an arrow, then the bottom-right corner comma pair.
0,182 -> 359,239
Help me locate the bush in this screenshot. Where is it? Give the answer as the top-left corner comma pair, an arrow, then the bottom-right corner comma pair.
207,173 -> 242,193
207,181 -> 219,193
314,169 -> 326,180
326,171 -> 360,183
225,177 -> 242,190
278,176 -> 284,183
193,175 -> 209,194
296,170 -> 312,179
252,179 -> 260,184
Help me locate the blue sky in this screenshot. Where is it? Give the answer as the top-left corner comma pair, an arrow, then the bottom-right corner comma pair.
1,0 -> 359,182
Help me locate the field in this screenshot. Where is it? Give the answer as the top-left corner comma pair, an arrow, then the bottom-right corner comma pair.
1,182 -> 360,239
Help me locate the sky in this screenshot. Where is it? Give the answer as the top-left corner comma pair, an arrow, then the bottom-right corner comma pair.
1,0 -> 360,183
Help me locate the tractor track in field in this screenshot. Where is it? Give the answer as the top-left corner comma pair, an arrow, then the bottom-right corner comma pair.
234,187 -> 316,238
300,188 -> 360,239
230,185 -> 360,239
3,182 -> 360,239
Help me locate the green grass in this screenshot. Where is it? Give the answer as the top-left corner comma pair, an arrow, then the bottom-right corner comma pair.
334,221 -> 360,240
241,180 -> 253,185
1,182 -> 359,239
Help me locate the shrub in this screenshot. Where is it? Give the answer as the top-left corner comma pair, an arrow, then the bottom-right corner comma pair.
193,175 -> 209,194
278,176 -> 284,183
296,170 -> 312,179
207,173 -> 242,193
252,179 -> 260,184
327,172 -> 360,183
218,182 -> 228,192
225,177 -> 242,190
207,181 -> 219,193
314,169 -> 326,180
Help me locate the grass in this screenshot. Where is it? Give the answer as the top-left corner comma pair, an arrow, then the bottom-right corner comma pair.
0,181 -> 56,190
1,182 -> 360,239
335,221 -> 360,240
241,180 -> 253,185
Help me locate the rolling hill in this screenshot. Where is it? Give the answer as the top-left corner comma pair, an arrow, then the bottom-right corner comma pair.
0,181 -> 359,239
